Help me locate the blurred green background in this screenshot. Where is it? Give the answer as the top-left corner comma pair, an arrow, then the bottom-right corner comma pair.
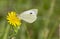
0,0 -> 60,39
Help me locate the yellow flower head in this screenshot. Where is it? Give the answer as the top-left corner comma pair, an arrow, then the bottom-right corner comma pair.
6,11 -> 21,27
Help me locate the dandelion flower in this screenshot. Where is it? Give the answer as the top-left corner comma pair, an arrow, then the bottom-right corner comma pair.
6,11 -> 21,27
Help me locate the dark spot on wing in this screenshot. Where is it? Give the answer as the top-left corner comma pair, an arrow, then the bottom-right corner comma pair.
30,12 -> 32,14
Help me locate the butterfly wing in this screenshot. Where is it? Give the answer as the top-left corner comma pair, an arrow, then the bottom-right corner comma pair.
18,9 -> 38,23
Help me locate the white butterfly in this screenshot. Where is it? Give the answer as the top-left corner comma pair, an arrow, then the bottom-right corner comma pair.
18,9 -> 38,23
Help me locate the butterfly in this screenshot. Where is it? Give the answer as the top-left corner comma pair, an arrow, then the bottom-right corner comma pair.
18,9 -> 38,23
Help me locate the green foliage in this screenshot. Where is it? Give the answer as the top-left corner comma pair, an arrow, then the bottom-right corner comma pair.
0,0 -> 60,39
